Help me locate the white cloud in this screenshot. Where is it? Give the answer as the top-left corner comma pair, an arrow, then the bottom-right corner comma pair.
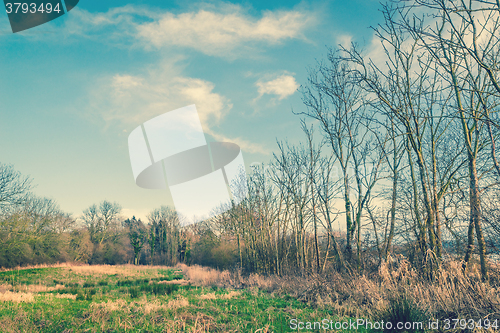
62,4 -> 315,57
91,61 -> 230,129
208,131 -> 269,155
336,34 -> 353,49
136,8 -> 313,56
88,60 -> 267,154
366,33 -> 387,69
256,74 -> 299,100
62,5 -> 158,37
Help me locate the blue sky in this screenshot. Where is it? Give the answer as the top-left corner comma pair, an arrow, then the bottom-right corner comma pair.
0,0 -> 384,220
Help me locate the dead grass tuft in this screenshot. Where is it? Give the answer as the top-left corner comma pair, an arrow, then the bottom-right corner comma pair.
15,284 -> 65,293
199,292 -> 216,300
0,284 -> 12,293
0,262 -> 70,273
220,290 -> 240,299
199,290 -> 240,300
177,264 -> 221,286
176,263 -> 280,291
62,263 -> 179,278
142,300 -> 167,315
167,296 -> 189,309
0,291 -> 35,303
64,264 -> 132,277
158,279 -> 190,285
55,293 -> 77,300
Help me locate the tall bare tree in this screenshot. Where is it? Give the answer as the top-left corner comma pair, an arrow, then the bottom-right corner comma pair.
82,200 -> 122,246
0,163 -> 32,215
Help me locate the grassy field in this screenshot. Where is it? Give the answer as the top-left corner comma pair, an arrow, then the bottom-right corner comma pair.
0,261 -> 498,332
0,264 -> 363,333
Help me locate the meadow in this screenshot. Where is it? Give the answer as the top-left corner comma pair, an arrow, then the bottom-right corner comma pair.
0,263 -> 356,333
0,260 -> 498,332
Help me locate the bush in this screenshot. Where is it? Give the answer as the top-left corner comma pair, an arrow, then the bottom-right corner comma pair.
153,283 -> 178,296
128,287 -> 139,298
76,291 -> 85,301
58,287 -> 78,295
138,283 -> 179,296
89,238 -> 129,265
134,278 -> 149,285
140,283 -> 153,293
117,279 -> 133,286
376,293 -> 427,332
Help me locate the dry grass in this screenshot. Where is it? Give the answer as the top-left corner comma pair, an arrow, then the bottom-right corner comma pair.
177,259 -> 500,323
167,295 -> 190,309
0,291 -> 35,303
0,262 -> 71,273
15,284 -> 65,293
0,262 -> 178,279
55,293 -> 77,300
0,307 -> 36,333
274,259 -> 500,322
0,284 -> 11,293
198,292 -> 217,300
91,299 -> 128,313
177,264 -> 221,286
198,290 -> 241,300
158,279 -> 190,286
142,301 -> 167,315
220,290 -> 240,299
62,264 -> 160,277
0,262 -> 153,275
176,263 -> 281,290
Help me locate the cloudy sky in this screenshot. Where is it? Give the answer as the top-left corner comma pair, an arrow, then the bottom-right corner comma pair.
0,0 -> 383,220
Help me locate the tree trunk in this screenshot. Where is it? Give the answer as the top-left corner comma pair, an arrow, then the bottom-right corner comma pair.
469,157 -> 488,281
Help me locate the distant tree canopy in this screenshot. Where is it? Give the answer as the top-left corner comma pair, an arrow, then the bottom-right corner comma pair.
0,163 -> 32,213
0,163 -> 73,267
0,162 -> 192,268
123,216 -> 146,265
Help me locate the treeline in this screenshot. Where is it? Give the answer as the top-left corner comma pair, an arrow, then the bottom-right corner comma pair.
0,163 -> 224,269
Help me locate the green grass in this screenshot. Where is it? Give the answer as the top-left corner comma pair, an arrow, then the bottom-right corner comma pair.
0,265 -> 366,332
0,268 -> 60,286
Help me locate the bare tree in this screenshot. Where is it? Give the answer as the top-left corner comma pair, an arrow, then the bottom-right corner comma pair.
299,53 -> 384,269
0,163 -> 32,214
394,0 -> 499,282
82,200 -> 122,246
